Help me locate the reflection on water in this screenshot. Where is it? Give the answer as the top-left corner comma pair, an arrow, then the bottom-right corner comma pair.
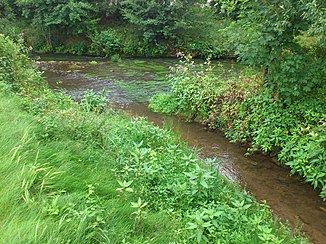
40,56 -> 326,244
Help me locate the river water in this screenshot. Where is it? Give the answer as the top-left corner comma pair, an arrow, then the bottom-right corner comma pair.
39,55 -> 326,244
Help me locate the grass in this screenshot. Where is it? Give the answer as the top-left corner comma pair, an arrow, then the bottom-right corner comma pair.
0,83 -> 309,243
0,89 -> 183,243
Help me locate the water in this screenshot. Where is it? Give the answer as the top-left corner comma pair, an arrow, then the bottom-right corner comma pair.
39,55 -> 326,244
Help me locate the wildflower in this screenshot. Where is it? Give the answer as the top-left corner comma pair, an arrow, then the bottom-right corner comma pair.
176,51 -> 184,58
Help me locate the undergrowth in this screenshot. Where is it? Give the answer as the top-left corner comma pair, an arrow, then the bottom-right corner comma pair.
149,53 -> 326,200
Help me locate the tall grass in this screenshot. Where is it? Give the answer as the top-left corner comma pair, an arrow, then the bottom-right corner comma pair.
0,35 -> 309,243
0,85 -> 309,243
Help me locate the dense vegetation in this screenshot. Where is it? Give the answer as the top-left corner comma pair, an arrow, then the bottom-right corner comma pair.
0,34 -> 310,243
0,0 -> 325,241
0,0 -> 230,58
150,0 -> 325,200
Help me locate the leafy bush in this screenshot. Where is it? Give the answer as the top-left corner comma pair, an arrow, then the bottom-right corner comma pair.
120,0 -> 193,43
110,54 -> 121,62
80,89 -> 107,113
148,93 -> 178,114
55,42 -> 87,55
0,34 -> 44,94
90,29 -> 121,57
150,55 -> 326,200
221,0 -> 326,102
177,39 -> 229,59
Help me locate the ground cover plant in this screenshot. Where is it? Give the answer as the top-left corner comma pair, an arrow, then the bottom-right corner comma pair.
149,53 -> 326,200
0,34 -> 310,243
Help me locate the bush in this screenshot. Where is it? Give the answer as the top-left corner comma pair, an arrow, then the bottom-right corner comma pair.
90,29 -> 121,57
149,93 -> 178,114
0,34 -> 44,94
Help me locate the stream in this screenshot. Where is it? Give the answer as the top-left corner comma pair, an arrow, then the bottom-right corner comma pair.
39,55 -> 326,244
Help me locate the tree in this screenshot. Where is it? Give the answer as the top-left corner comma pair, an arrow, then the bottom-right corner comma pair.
15,0 -> 97,50
120,0 -> 200,43
218,0 -> 326,101
92,0 -> 121,19
0,0 -> 14,19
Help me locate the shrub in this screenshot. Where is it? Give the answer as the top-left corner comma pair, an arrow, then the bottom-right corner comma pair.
149,93 -> 178,114
110,54 -> 121,62
0,34 -> 44,95
90,29 -> 121,57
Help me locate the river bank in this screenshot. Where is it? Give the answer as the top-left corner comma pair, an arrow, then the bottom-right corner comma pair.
34,54 -> 326,243
35,54 -> 326,243
125,103 -> 326,244
149,55 -> 326,202
1,34 -> 313,243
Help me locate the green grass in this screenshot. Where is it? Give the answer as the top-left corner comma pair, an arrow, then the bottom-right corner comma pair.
0,89 -> 184,243
0,84 -> 309,243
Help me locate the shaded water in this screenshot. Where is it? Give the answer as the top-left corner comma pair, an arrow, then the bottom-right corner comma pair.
40,55 -> 326,244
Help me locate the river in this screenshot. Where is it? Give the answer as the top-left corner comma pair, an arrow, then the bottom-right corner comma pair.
39,55 -> 326,244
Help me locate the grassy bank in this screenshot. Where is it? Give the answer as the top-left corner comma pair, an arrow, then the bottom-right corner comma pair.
149,56 -> 326,201
0,35 -> 310,243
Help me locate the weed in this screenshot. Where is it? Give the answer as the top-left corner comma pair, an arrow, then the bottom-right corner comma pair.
131,197 -> 148,232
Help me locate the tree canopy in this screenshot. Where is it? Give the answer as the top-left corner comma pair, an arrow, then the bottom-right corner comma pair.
218,0 -> 326,101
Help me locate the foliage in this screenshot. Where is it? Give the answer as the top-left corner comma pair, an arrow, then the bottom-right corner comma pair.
150,56 -> 326,200
0,34 -> 44,94
149,93 -> 178,114
90,29 -> 121,57
55,39 -> 88,55
80,89 -> 107,113
218,0 -> 326,102
93,0 -> 122,19
15,0 -> 98,50
175,6 -> 233,58
120,0 -> 185,43
0,0 -> 14,19
122,35 -> 169,56
3,0 -> 233,58
111,54 -> 121,62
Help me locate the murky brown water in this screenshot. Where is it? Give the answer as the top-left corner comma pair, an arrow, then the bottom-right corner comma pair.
40,55 -> 326,244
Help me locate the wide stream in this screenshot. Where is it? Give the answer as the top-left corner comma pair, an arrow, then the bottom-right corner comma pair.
39,55 -> 326,244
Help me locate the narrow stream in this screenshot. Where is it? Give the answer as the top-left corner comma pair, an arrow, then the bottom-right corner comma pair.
39,55 -> 326,244
125,103 -> 326,244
